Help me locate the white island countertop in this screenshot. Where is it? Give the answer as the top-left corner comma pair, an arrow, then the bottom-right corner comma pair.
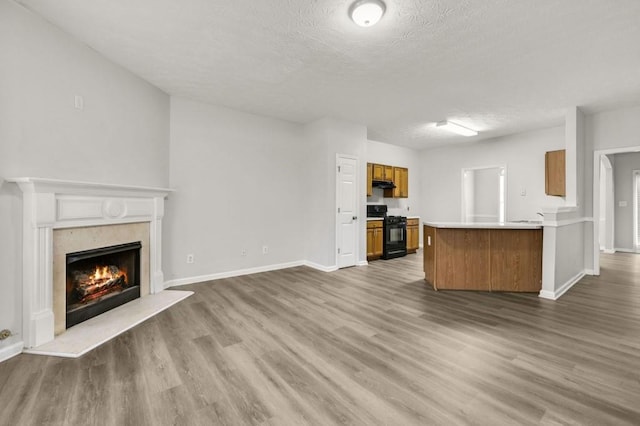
424,221 -> 542,230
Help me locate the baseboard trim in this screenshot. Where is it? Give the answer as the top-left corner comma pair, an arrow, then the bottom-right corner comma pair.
165,260 -> 306,288
539,271 -> 585,300
0,339 -> 24,363
614,247 -> 637,253
357,260 -> 368,266
602,249 -> 616,254
303,261 -> 339,273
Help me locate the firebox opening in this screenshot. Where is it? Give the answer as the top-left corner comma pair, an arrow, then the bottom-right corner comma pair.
66,241 -> 142,329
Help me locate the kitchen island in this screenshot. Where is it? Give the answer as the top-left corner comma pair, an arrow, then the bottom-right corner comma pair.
423,222 -> 543,292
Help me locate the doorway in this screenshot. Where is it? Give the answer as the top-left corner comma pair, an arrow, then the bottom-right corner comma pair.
461,165 -> 506,223
336,155 -> 358,268
592,145 -> 640,274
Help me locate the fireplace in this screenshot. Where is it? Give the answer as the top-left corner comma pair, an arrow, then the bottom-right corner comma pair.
9,177 -> 172,348
66,242 -> 142,328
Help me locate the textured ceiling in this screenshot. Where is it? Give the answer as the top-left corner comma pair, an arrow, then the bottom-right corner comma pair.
15,0 -> 640,149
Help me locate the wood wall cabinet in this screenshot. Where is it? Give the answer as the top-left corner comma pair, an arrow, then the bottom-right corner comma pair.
372,164 -> 393,181
366,220 -> 384,260
545,149 -> 566,196
406,218 -> 419,253
384,167 -> 408,198
423,225 -> 542,292
367,162 -> 409,198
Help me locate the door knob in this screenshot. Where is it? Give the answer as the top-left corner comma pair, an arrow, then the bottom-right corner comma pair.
352,216 -> 358,220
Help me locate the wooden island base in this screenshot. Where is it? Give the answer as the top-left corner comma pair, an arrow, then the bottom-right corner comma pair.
423,224 -> 542,292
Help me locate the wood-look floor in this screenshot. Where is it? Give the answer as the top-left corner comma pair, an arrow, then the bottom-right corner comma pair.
1,252 -> 640,425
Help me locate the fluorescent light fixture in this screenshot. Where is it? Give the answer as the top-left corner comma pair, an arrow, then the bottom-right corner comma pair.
349,0 -> 386,27
435,121 -> 478,137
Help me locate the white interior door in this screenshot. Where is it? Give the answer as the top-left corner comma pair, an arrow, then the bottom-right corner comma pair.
337,156 -> 357,268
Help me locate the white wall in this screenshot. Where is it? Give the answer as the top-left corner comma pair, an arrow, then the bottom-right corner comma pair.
304,118 -> 368,269
0,1 -> 170,349
584,104 -> 640,217
165,97 -> 307,281
366,139 -> 421,217
419,126 -> 566,223
612,152 -> 640,250
584,104 -> 640,270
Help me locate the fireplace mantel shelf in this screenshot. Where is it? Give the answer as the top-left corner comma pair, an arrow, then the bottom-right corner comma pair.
7,177 -> 173,197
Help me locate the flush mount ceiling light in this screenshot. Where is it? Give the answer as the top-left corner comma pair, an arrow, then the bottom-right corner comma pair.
435,121 -> 479,137
349,0 -> 386,27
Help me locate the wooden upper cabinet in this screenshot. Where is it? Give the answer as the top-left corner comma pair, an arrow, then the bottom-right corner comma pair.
385,167 -> 408,198
368,162 -> 409,198
372,163 -> 385,180
399,167 -> 408,198
545,149 -> 566,196
383,165 -> 393,181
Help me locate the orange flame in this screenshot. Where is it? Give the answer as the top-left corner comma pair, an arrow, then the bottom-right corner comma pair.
92,266 -> 114,281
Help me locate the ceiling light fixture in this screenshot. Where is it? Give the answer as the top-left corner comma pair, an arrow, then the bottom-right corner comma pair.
436,121 -> 478,137
349,0 -> 386,27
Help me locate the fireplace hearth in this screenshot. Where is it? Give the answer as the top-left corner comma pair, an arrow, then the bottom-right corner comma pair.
66,242 -> 142,328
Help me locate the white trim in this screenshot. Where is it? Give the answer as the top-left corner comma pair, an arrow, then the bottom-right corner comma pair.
614,247 -> 638,253
602,249 -> 616,254
592,145 -> 640,276
584,269 -> 595,275
539,271 -> 585,300
6,177 -> 173,198
543,216 -> 593,227
0,339 -> 24,363
461,165 -> 507,223
357,260 -> 369,266
634,170 -> 640,249
304,261 -> 339,272
165,260 -> 310,288
336,154 -> 359,269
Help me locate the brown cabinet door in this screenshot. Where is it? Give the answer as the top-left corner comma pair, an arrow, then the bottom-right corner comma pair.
383,165 -> 393,181
435,228 -> 491,291
386,167 -> 409,198
367,163 -> 373,196
407,226 -> 419,252
545,150 -> 566,196
393,167 -> 402,197
490,229 -> 542,292
367,221 -> 383,259
366,228 -> 375,257
372,164 -> 384,180
401,168 -> 409,198
374,229 -> 383,256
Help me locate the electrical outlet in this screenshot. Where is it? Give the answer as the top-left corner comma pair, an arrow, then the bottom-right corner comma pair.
186,254 -> 194,264
262,246 -> 269,254
241,249 -> 247,256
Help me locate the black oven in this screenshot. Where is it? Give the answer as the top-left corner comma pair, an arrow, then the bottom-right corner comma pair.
367,205 -> 407,259
383,215 -> 407,259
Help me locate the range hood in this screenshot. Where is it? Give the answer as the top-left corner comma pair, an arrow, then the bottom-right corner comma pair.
372,179 -> 396,189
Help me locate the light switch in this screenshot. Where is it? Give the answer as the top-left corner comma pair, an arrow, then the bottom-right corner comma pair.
619,201 -> 628,207
520,187 -> 526,196
74,95 -> 84,110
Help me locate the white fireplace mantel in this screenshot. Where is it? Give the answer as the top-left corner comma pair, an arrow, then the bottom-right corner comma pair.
7,177 -> 173,348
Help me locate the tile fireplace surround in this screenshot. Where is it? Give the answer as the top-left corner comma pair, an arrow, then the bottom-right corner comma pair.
8,178 -> 173,350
